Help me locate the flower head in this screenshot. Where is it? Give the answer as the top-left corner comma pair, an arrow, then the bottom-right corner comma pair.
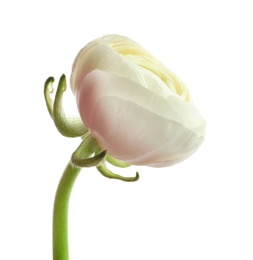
70,35 -> 205,167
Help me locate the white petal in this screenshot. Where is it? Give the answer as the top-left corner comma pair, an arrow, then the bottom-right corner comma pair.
77,70 -> 204,134
76,70 -> 205,166
71,43 -> 144,94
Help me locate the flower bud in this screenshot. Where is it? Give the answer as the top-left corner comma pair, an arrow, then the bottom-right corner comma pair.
70,34 -> 205,167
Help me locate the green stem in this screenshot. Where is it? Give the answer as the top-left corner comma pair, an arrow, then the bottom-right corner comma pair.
53,162 -> 81,260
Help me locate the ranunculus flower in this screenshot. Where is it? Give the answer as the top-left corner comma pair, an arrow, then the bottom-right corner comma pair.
70,34 -> 205,167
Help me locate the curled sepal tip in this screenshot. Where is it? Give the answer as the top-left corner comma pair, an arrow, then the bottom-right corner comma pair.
71,133 -> 107,167
97,163 -> 139,182
44,77 -> 55,119
44,75 -> 88,138
72,150 -> 107,168
53,75 -> 88,137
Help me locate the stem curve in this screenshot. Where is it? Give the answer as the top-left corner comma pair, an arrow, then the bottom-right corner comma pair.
53,162 -> 81,260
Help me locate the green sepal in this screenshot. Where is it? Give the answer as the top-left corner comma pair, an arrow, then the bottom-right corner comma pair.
71,133 -> 107,167
106,155 -> 130,168
72,150 -> 107,168
44,76 -> 55,120
97,163 -> 139,182
53,75 -> 87,137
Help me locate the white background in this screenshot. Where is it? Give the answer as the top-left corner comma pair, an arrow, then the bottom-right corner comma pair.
0,0 -> 253,259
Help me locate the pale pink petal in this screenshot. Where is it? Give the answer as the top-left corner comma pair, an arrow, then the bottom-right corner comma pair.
76,69 -> 204,166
